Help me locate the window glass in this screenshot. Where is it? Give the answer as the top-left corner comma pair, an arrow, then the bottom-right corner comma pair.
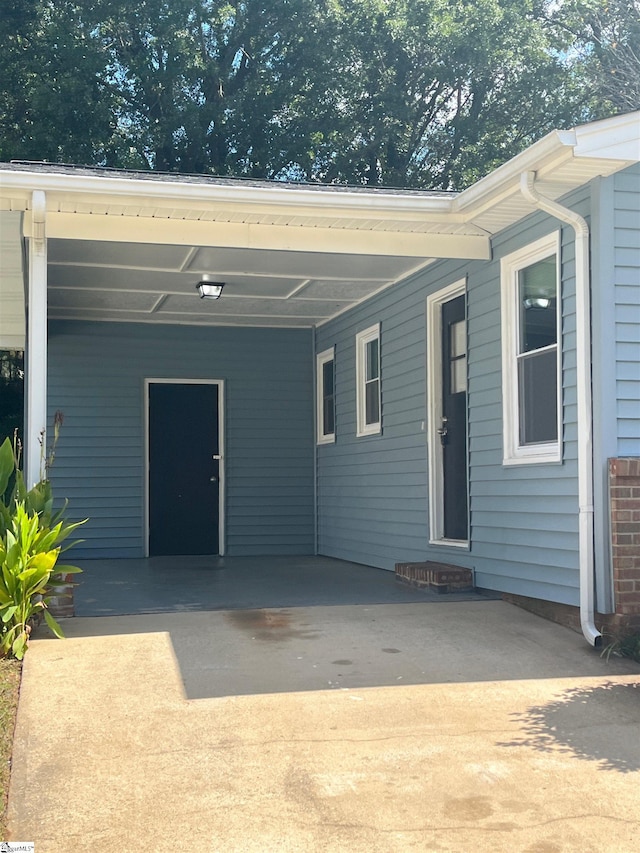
366,338 -> 379,382
365,379 -> 380,425
500,233 -> 561,464
322,358 -> 335,436
518,349 -> 558,444
519,256 -> 557,353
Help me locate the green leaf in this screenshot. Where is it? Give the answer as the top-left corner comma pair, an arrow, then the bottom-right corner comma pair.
43,608 -> 65,639
51,564 -> 83,575
27,550 -> 59,573
0,437 -> 15,497
12,630 -> 28,660
1,605 -> 18,623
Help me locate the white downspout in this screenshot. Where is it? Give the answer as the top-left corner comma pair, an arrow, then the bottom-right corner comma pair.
520,171 -> 601,646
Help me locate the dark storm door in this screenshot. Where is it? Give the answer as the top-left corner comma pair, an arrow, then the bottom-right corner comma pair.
440,295 -> 468,540
148,382 -> 220,556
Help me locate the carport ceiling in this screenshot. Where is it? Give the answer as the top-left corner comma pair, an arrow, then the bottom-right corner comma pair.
1,162 -> 496,329
46,237 -> 436,328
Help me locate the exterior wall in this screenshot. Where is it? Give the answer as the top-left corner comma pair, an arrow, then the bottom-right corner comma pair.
613,164 -> 640,457
48,321 -> 314,558
591,163 -> 640,612
316,195 -> 592,605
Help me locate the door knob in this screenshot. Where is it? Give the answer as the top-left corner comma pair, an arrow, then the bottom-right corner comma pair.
210,476 -> 217,482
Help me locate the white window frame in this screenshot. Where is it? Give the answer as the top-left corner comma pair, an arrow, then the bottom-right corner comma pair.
500,232 -> 562,465
316,346 -> 336,444
356,323 -> 381,437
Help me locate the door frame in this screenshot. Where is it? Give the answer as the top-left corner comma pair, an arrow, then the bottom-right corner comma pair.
144,378 -> 225,557
426,279 -> 469,548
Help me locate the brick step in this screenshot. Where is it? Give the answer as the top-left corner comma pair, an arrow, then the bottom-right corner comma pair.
395,561 -> 473,594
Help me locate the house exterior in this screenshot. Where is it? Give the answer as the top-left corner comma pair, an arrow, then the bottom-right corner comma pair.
1,110 -> 639,644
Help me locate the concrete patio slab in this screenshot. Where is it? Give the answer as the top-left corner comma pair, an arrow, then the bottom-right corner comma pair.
8,598 -> 640,852
73,555 -> 493,617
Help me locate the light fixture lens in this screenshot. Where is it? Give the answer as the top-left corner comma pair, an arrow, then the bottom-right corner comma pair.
197,281 -> 224,299
523,297 -> 550,310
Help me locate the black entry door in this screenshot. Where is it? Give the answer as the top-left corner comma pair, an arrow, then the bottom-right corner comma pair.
148,383 -> 220,556
441,295 -> 468,540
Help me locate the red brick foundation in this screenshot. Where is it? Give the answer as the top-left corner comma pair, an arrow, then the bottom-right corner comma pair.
505,458 -> 640,638
47,573 -> 75,619
606,457 -> 640,633
395,561 -> 473,593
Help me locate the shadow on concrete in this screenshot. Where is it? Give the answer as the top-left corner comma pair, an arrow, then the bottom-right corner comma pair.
499,681 -> 640,772
49,595 -> 640,700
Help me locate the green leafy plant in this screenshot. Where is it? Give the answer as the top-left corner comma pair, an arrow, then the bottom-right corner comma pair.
602,631 -> 640,664
0,503 -> 83,659
0,423 -> 86,660
0,415 -> 67,537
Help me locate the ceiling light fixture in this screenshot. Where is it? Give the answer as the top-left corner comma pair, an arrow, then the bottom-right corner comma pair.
196,276 -> 224,299
523,297 -> 551,310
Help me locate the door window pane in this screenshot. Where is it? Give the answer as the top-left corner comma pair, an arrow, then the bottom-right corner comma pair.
451,357 -> 467,394
449,320 -> 466,393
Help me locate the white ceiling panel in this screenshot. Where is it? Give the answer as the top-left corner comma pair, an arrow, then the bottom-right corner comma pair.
160,294 -> 346,317
48,288 -> 159,311
48,239 -> 192,270
296,279 -> 387,300
187,246 -> 415,280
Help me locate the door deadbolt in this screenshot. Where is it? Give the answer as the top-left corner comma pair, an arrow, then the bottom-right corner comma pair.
437,416 -> 449,445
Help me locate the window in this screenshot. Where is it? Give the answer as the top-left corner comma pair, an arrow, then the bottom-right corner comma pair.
316,347 -> 335,444
501,233 -> 561,464
356,323 -> 381,436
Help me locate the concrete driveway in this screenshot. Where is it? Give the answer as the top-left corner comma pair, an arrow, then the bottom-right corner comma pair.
8,591 -> 640,853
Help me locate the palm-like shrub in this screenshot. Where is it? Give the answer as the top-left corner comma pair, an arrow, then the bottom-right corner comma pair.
0,435 -> 85,659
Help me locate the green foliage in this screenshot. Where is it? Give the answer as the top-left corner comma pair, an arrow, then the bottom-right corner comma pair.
0,503 -> 83,660
0,434 -> 69,538
0,1 -> 637,187
0,436 -> 85,660
602,631 -> 640,664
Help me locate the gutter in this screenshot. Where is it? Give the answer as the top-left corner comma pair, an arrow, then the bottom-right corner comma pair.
520,171 -> 601,647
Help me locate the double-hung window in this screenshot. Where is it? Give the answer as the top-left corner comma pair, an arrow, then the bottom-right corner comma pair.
316,347 -> 335,444
356,323 -> 381,436
501,233 -> 561,464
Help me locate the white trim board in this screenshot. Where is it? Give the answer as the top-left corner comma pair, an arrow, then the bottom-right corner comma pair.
426,279 -> 469,548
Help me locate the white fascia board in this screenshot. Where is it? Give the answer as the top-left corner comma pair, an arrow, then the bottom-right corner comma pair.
452,130 -> 577,219
33,210 -> 491,260
0,169 -> 457,225
572,110 -> 640,161
454,112 -> 640,224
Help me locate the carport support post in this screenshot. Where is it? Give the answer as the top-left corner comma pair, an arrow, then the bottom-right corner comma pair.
25,190 -> 48,488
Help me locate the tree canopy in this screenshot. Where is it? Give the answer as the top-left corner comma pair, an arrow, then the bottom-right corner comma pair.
1,0 -> 637,189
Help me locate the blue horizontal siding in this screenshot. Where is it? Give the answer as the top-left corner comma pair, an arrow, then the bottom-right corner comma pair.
316,201 -> 585,605
48,321 -> 314,558
614,165 -> 640,456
